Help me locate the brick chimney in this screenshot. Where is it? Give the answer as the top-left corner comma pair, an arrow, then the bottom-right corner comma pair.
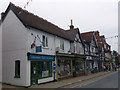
95,30 -> 99,36
70,19 -> 74,30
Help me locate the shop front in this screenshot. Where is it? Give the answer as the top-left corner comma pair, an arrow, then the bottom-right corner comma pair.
27,53 -> 55,85
56,55 -> 73,80
73,56 -> 86,76
86,56 -> 93,73
56,53 -> 86,80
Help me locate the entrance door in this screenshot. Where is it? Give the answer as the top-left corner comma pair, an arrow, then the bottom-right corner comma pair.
31,61 -> 38,85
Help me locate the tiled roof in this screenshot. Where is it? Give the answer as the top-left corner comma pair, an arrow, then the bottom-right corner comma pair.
65,28 -> 79,41
65,28 -> 84,45
2,2 -> 73,41
81,31 -> 94,43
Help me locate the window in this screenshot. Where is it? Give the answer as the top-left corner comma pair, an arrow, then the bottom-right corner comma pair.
42,35 -> 48,47
41,61 -> 52,78
15,60 -> 20,78
60,40 -> 64,50
46,37 -> 48,47
42,35 -> 45,47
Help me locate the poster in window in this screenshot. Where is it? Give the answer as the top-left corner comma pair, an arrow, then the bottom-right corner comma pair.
42,71 -> 49,77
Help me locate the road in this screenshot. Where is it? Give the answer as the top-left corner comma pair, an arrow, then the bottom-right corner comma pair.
74,71 -> 118,88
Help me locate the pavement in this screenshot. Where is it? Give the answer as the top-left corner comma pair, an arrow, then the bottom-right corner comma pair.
1,71 -> 117,88
30,71 -> 115,88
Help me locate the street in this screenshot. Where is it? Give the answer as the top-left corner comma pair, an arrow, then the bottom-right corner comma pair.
73,71 -> 118,88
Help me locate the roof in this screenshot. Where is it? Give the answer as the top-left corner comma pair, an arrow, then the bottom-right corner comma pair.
81,31 -> 94,43
65,28 -> 79,41
65,28 -> 84,45
2,2 -> 73,41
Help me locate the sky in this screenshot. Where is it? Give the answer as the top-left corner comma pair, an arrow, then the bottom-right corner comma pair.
1,0 -> 119,52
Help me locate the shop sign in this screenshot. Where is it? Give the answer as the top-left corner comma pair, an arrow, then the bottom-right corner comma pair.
28,54 -> 55,60
36,46 -> 42,52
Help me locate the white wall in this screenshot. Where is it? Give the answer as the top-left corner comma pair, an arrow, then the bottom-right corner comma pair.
27,28 -> 71,55
70,33 -> 84,54
2,10 -> 30,86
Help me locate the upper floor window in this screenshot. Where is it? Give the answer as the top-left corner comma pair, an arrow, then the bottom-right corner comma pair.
42,35 -> 48,47
60,40 -> 64,50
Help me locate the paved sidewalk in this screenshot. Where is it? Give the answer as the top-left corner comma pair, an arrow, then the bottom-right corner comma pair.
30,71 -> 114,88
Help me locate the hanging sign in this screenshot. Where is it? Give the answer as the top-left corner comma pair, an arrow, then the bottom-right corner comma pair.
36,46 -> 42,52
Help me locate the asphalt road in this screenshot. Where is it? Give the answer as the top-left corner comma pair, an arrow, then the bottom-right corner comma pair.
75,71 -> 118,88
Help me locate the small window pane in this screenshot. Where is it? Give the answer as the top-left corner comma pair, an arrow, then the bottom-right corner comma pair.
46,37 -> 48,47
42,35 -> 45,47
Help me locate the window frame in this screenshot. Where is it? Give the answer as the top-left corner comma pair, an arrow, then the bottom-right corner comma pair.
42,35 -> 48,48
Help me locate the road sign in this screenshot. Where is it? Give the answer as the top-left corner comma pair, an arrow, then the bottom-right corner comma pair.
53,63 -> 56,70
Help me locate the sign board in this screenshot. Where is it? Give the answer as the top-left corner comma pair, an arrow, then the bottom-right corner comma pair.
53,63 -> 56,70
28,54 -> 55,61
36,46 -> 42,52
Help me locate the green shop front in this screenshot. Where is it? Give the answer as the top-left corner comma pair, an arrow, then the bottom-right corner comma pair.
27,53 -> 55,85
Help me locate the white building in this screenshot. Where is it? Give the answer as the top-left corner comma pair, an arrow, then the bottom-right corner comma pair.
2,3 -> 85,86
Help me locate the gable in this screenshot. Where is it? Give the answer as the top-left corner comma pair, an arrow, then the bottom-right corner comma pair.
91,33 -> 98,48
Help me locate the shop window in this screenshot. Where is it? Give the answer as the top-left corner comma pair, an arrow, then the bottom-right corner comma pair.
41,61 -> 52,78
58,59 -> 71,77
15,60 -> 20,78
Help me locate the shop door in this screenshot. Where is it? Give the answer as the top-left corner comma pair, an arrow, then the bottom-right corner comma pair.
31,61 -> 38,85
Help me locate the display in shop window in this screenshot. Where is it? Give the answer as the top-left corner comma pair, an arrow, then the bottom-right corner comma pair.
42,70 -> 49,77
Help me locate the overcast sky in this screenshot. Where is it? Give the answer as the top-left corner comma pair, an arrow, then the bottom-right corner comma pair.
1,0 -> 119,52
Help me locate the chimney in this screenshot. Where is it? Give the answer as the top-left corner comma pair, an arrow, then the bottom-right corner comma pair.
95,30 -> 99,36
70,19 -> 74,30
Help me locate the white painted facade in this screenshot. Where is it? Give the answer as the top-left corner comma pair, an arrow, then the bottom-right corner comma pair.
70,33 -> 84,54
2,9 -> 71,86
2,10 -> 30,86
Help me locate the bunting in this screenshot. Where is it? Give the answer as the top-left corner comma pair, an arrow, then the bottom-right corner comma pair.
24,0 -> 32,9
105,35 -> 119,40
19,0 -> 33,14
